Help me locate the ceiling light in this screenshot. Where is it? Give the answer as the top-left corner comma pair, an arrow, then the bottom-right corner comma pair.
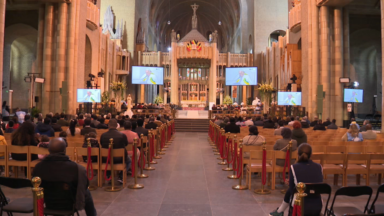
218,21 -> 222,25
167,20 -> 171,25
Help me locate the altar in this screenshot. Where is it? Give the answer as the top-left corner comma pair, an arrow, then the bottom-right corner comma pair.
180,100 -> 206,110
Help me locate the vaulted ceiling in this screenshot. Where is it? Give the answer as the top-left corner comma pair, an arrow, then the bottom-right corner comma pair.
149,0 -> 241,49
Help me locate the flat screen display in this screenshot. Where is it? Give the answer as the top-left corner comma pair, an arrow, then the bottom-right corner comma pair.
77,89 -> 101,103
277,92 -> 302,106
225,67 -> 257,86
344,89 -> 363,103
132,66 -> 164,85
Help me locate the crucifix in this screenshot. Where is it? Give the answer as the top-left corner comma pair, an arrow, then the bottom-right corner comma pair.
191,3 -> 199,16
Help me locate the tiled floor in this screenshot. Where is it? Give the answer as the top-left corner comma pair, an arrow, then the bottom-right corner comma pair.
5,132 -> 384,216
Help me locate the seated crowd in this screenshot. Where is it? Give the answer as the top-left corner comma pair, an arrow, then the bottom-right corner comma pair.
0,111 -> 173,216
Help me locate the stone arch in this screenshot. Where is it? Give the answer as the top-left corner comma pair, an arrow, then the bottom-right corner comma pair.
3,24 -> 37,109
350,28 -> 381,114
268,30 -> 286,47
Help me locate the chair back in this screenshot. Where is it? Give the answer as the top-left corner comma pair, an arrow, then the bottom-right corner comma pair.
365,146 -> 384,154
326,145 -> 346,153
8,145 -> 29,155
0,177 -> 32,206
41,181 -> 76,211
29,146 -> 49,155
75,147 -> 99,163
369,184 -> 384,214
65,147 -> 76,161
370,154 -> 384,165
345,153 -> 370,168
329,186 -> 373,214
346,145 -> 365,154
312,145 -> 326,154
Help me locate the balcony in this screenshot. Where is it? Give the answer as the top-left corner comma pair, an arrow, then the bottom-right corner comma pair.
289,3 -> 301,33
317,0 -> 353,7
86,1 -> 99,31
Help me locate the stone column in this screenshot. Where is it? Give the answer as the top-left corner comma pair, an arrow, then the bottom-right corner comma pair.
67,0 -> 77,114
54,3 -> 68,113
0,1 -> 5,109
311,0 -> 320,120
42,4 -> 54,115
209,46 -> 218,104
320,6 -> 330,120
381,0 -> 384,132
170,42 -> 179,104
343,8 -> 350,121
334,8 -> 344,126
242,86 -> 247,105
35,5 -> 45,111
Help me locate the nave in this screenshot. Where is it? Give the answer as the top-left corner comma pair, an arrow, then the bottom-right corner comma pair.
4,132 -> 384,216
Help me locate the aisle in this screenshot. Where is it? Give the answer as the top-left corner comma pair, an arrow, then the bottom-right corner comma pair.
90,132 -> 268,216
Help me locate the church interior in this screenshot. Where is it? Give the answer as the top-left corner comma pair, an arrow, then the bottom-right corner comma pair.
1,0 -> 384,215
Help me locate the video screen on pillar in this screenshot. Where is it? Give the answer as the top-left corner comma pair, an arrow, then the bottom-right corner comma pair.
277,92 -> 302,106
77,89 -> 101,103
131,66 -> 164,85
344,89 -> 363,103
225,67 -> 258,86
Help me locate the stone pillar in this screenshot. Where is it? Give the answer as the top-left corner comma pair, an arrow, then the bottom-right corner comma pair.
67,0 -> 77,114
242,86 -> 247,105
35,5 -> 45,111
54,3 -> 68,113
0,1 -> 5,110
311,0 -> 320,120
210,46 -> 218,103
381,0 -> 384,132
170,42 -> 179,104
334,8 -> 344,126
320,6 -> 330,120
343,8 -> 350,121
42,4 -> 55,115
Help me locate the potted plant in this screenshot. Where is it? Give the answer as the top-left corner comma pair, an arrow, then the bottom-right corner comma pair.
223,95 -> 233,105
153,95 -> 164,104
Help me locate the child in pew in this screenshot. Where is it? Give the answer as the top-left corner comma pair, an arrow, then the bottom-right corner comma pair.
82,132 -> 99,162
37,135 -> 50,159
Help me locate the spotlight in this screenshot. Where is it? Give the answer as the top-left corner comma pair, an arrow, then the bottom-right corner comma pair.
353,81 -> 359,88
98,71 -> 104,78
218,21 -> 222,25
167,47 -> 171,51
167,20 -> 171,25
88,73 -> 95,81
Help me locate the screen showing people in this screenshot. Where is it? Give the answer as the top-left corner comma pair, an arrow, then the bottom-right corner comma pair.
277,92 -> 302,106
225,67 -> 257,86
132,66 -> 164,85
344,89 -> 363,103
77,89 -> 101,103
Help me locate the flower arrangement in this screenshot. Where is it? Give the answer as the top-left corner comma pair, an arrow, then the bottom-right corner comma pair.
223,95 -> 233,105
258,82 -> 275,102
110,81 -> 127,99
154,95 -> 164,104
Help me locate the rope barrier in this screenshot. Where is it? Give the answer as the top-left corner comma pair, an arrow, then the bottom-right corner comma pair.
232,141 -> 238,170
37,198 -> 44,216
138,149 -> 146,169
292,204 -> 301,216
150,135 -> 155,160
103,147 -> 112,181
32,177 -> 44,216
236,149 -> 243,179
131,144 -> 136,177
227,141 -> 235,164
282,149 -> 290,182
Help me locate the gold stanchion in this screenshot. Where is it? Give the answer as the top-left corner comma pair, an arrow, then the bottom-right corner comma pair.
232,142 -> 248,190
217,129 -> 225,160
144,131 -> 156,170
218,131 -> 228,165
254,141 -> 271,195
223,135 -> 235,171
148,130 -> 157,164
295,182 -> 307,214
152,128 -> 162,159
105,138 -> 122,192
138,134 -> 149,178
157,126 -> 166,155
128,138 -> 144,189
87,138 -> 97,191
280,141 -> 292,194
163,124 -> 169,148
32,177 -> 44,216
228,137 -> 238,179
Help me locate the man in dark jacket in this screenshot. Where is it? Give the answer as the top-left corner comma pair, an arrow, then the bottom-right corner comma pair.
313,120 -> 326,131
100,119 -> 131,179
51,118 -> 63,132
322,117 -> 331,127
57,113 -> 69,127
81,118 -> 97,135
327,119 -> 338,129
254,116 -> 264,126
35,118 -> 55,137
310,116 -> 319,127
96,118 -> 108,129
33,138 -> 96,216
224,117 -> 240,133
145,117 -> 158,130
134,118 -> 149,137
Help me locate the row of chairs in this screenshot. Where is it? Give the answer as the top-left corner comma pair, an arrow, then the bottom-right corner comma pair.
287,183 -> 384,216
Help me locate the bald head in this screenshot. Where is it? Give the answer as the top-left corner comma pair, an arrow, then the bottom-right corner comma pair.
49,138 -> 67,154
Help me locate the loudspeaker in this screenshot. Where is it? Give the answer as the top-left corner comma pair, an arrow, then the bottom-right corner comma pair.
316,85 -> 323,114
35,96 -> 39,103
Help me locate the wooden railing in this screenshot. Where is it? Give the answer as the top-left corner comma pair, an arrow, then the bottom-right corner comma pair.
289,3 -> 301,32
87,1 -> 99,27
